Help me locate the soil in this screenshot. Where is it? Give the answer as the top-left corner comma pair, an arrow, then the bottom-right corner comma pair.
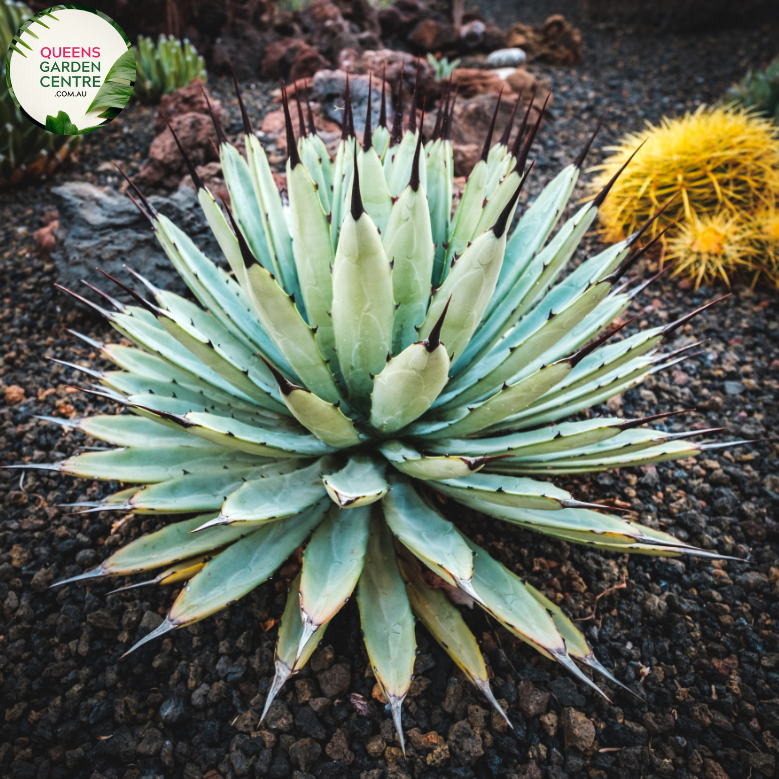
1,7 -> 779,779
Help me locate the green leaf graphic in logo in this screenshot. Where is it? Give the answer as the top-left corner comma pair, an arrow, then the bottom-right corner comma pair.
97,106 -> 123,120
44,110 -> 103,136
87,47 -> 136,114
45,110 -> 79,134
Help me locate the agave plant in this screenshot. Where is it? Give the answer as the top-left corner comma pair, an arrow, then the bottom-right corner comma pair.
27,73 -> 738,747
133,34 -> 206,104
1,0 -> 81,187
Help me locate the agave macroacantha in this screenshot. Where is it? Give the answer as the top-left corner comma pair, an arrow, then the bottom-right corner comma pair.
28,73 -> 735,745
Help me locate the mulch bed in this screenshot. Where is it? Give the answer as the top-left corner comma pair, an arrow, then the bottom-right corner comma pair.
1,11 -> 778,779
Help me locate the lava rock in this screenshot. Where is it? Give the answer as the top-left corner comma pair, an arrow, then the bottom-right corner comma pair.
433,77 -> 548,153
300,0 -> 362,62
408,18 -> 457,51
289,737 -> 322,771
447,720 -> 484,766
30,567 -> 54,592
517,678 -> 550,718
703,758 -> 729,779
212,28 -> 280,80
324,728 -> 354,763
359,49 -> 440,105
507,14 -> 582,66
265,701 -> 294,732
135,112 -> 219,189
312,70 -> 392,135
262,38 -> 330,82
640,592 -> 669,619
52,181 -> 222,299
295,706 -> 326,740
452,143 -> 481,177
549,678 -> 585,707
736,571 -> 769,592
561,709 -> 595,751
87,608 -> 118,630
160,696 -> 186,725
136,726 -> 165,756
643,711 -> 675,735
310,645 -> 335,672
154,79 -> 222,133
317,662 -> 351,698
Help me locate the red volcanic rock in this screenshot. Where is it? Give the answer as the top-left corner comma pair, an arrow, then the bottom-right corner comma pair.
154,79 -> 221,133
450,68 -> 506,99
507,14 -> 582,66
408,18 -> 457,51
34,218 -> 59,259
358,49 -> 440,104
452,143 -> 479,177
135,113 -> 219,189
300,0 -> 362,62
211,28 -> 281,80
262,38 -> 329,82
178,162 -> 227,201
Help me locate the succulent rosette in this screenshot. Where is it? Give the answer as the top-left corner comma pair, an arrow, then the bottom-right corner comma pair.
21,73 -> 739,747
133,34 -> 207,104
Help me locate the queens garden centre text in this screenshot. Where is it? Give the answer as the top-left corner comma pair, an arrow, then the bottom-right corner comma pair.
39,47 -> 102,88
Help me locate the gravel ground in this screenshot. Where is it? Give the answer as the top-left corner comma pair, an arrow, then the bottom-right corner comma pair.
1,11 -> 779,779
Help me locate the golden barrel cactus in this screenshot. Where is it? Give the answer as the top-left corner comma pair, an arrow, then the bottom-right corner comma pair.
750,206 -> 779,287
667,211 -> 756,289
591,105 -> 779,242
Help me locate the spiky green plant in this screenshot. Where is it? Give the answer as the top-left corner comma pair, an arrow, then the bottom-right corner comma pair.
726,56 -> 779,123
27,77 -> 738,747
1,0 -> 80,187
427,53 -> 461,81
133,34 -> 206,104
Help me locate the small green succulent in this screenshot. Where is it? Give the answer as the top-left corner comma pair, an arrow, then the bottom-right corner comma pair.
1,0 -> 81,187
427,53 -> 461,82
133,34 -> 206,104
277,0 -> 310,10
725,55 -> 779,123
28,73 -> 736,747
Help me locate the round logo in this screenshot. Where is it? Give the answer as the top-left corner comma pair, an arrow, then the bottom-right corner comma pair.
5,5 -> 135,135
